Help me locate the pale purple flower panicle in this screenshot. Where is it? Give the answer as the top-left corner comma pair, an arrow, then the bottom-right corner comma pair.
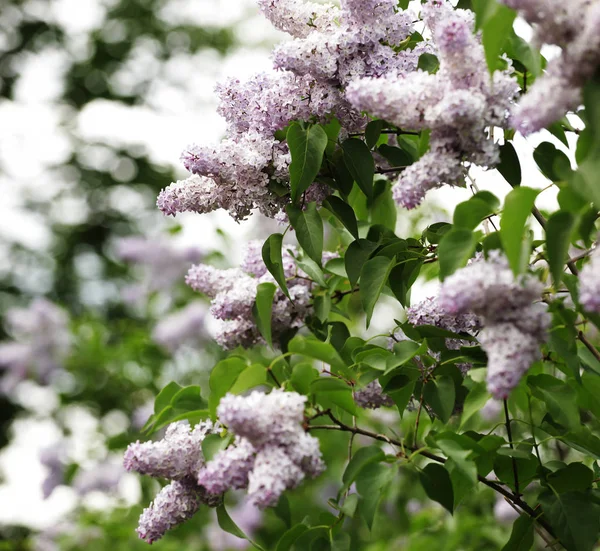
73,459 -> 124,495
439,251 -> 550,399
197,389 -> 325,509
578,248 -> 600,313
353,380 -> 395,409
136,480 -> 208,544
0,299 -> 71,391
257,0 -> 339,38
151,302 -> 206,352
40,442 -> 66,499
124,420 -> 222,543
186,243 -> 317,350
501,0 -> 600,134
346,0 -> 518,208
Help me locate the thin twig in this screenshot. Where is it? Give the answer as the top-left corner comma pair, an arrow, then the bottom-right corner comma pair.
376,165 -> 409,174
504,399 -> 520,496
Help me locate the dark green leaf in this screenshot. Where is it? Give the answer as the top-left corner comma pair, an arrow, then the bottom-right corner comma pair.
378,144 -> 413,167
288,123 -> 328,203
547,463 -> 594,494
545,210 -> 576,288
201,433 -> 229,462
419,463 -> 454,514
288,336 -> 348,374
497,142 -> 522,187
438,228 -> 479,279
345,239 -> 378,288
533,142 -> 573,182
262,233 -> 290,298
370,180 -> 397,231
276,524 -> 309,551
528,374 -> 580,429
342,138 -> 375,200
253,282 -> 277,347
360,256 -> 395,328
501,515 -> 534,551
323,196 -> 359,239
365,120 -> 384,149
418,53 -> 439,73
423,376 -> 456,424
287,203 -> 324,264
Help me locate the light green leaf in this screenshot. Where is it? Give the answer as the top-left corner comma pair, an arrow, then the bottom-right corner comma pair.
310,377 -> 356,415
208,357 -> 247,417
438,228 -> 479,279
501,515 -> 534,551
500,186 -> 539,275
342,445 -> 385,492
423,376 -> 456,424
288,335 -> 348,374
262,233 -> 290,298
253,282 -> 277,347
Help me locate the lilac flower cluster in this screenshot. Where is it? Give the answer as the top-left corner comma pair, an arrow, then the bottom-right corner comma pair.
500,0 -> 600,133
354,380 -> 394,409
124,421 -> 221,543
185,241 -> 312,349
578,248 -> 600,313
198,389 -> 324,508
347,0 -> 518,208
115,237 -> 202,302
0,299 -> 71,392
151,302 -> 206,352
439,251 -> 550,399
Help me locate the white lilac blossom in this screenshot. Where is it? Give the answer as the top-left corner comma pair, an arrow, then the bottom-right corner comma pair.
115,237 -> 202,301
151,302 -> 206,352
501,0 -> 600,133
197,389 -> 325,509
579,248 -> 600,312
256,0 -> 339,38
124,421 -> 221,543
40,443 -> 66,499
0,299 -> 71,391
439,251 -> 550,398
73,459 -> 124,495
346,0 -> 518,208
353,380 -> 395,409
186,243 -> 313,350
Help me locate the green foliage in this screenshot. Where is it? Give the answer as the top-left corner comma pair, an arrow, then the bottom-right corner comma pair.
288,123 -> 329,203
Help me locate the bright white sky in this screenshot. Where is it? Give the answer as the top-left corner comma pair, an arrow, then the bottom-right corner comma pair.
0,0 -> 575,532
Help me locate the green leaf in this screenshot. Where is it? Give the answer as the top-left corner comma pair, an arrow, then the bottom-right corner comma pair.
345,239 -> 378,288
290,362 -> 319,395
539,491 -> 600,551
201,433 -> 229,462
287,203 -> 324,264
208,357 -> 247,416
545,211 -> 576,288
460,381 -> 491,429
276,524 -> 310,551
288,335 -> 348,374
453,197 -> 496,231
342,138 -> 375,200
505,29 -> 541,77
323,195 -> 359,239
480,2 -> 516,72
528,374 -> 580,429
273,495 -> 292,528
533,142 -> 573,182
288,123 -> 328,203
253,282 -> 277,347
170,385 -> 205,411
262,233 -> 290,298
154,382 -> 182,414
500,186 -> 539,275
497,142 -> 521,187
229,363 -> 267,395
438,228 -> 479,279
419,463 -> 454,514
423,376 -> 456,424
418,53 -> 439,73
547,463 -> 594,494
342,445 -> 385,492
384,340 -> 423,375
310,377 -> 356,415
217,504 -> 265,551
360,256 -> 395,328
296,255 -> 328,287
501,515 -> 534,551
378,144 -> 413,167
365,120 -> 384,149
370,180 -> 397,231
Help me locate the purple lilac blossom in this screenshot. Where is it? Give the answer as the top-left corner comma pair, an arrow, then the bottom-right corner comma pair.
578,248 -> 600,312
39,442 -> 66,499
353,380 -> 395,409
151,302 -> 206,352
73,459 -> 124,495
501,0 -> 600,133
124,420 -> 222,543
0,299 -> 71,391
346,0 -> 518,208
438,251 -> 550,398
197,389 -> 325,509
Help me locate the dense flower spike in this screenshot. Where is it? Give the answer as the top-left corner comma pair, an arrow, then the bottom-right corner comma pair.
579,248 -> 600,313
124,421 -> 220,542
0,299 -> 71,391
346,0 -> 518,208
186,242 -> 313,350
353,381 -> 395,409
116,237 -> 202,301
501,0 -> 600,133
197,389 -> 325,509
439,251 -> 550,398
